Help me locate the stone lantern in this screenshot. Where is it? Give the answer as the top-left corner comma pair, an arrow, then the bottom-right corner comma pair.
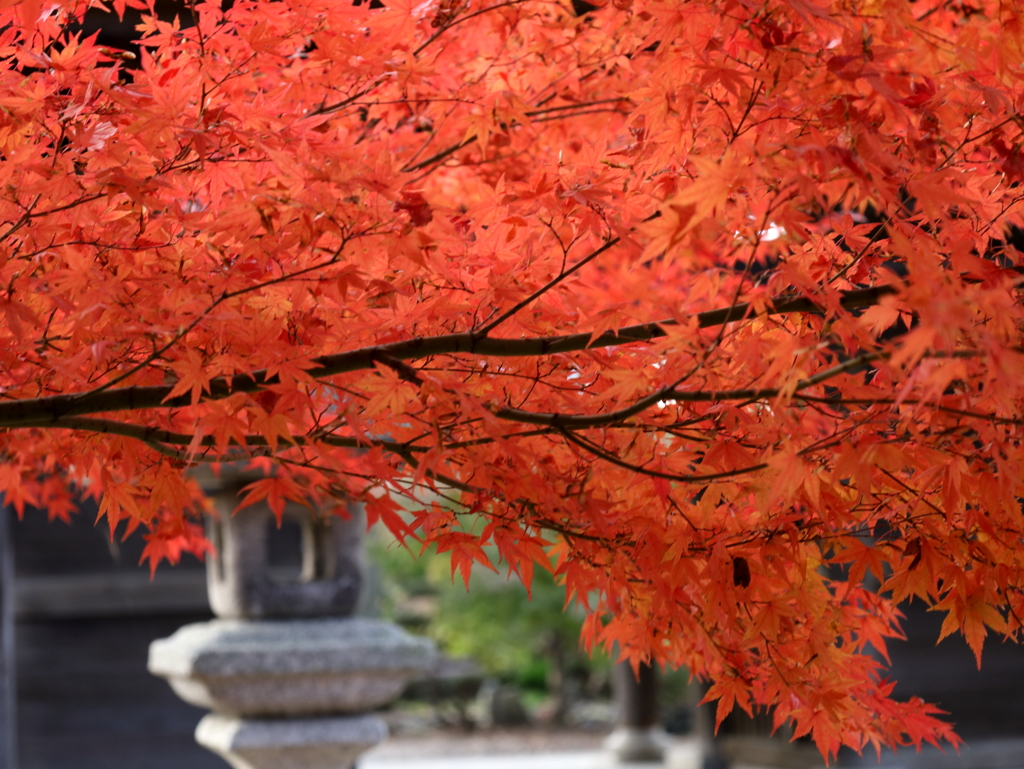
148,466 -> 435,769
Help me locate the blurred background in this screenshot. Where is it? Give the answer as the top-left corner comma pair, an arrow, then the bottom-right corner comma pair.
4,498 -> 1024,769
3,500 -> 694,769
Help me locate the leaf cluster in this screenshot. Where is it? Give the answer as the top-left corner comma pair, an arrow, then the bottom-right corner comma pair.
0,0 -> 1022,755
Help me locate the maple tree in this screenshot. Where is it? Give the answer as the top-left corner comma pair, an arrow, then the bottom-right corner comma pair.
0,0 -> 1023,754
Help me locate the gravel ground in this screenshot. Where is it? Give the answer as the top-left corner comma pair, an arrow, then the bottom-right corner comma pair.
367,726 -> 612,759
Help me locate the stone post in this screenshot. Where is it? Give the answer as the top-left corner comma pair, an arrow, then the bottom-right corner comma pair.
693,681 -> 729,769
604,661 -> 667,763
149,467 -> 435,769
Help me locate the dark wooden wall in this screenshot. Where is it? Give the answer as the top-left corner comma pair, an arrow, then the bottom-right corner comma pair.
1,509 -> 15,769
10,503 -> 225,769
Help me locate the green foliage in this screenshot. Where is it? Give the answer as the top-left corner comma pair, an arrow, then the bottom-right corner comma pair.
368,528 -> 610,689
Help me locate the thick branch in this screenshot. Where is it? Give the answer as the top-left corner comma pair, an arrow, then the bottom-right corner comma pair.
0,284 -> 895,427
487,351 -> 886,428
26,417 -> 414,454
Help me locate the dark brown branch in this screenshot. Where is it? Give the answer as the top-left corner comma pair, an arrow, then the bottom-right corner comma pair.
485,351 -> 884,429
664,351 -> 883,403
0,284 -> 896,428
400,98 -> 633,173
558,426 -> 768,483
559,422 -> 862,485
22,416 -> 418,454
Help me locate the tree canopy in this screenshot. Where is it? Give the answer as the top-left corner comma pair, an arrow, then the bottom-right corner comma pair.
1,0 -> 1022,755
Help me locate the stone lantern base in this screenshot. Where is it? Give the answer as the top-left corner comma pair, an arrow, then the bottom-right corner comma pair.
196,713 -> 387,769
603,726 -> 668,763
149,617 -> 435,769
151,471 -> 436,769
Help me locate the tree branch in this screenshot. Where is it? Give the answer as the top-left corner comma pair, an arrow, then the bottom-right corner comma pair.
0,284 -> 896,427
400,99 -> 632,174
473,212 -> 660,337
21,416 -> 418,454
558,426 -> 769,483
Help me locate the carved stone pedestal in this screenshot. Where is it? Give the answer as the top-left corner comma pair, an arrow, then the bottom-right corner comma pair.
196,713 -> 386,769
149,618 -> 432,715
149,467 -> 435,769
150,618 -> 432,769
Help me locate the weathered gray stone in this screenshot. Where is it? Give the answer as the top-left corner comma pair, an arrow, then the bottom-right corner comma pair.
148,617 -> 436,717
193,465 -> 365,620
476,681 -> 529,727
195,713 -> 387,769
603,726 -> 668,763
154,469 -> 435,769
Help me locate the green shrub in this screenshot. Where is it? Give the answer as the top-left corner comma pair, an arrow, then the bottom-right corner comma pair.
367,528 -> 611,696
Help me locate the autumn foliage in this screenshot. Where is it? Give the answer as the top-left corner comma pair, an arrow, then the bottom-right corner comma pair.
0,0 -> 1023,754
